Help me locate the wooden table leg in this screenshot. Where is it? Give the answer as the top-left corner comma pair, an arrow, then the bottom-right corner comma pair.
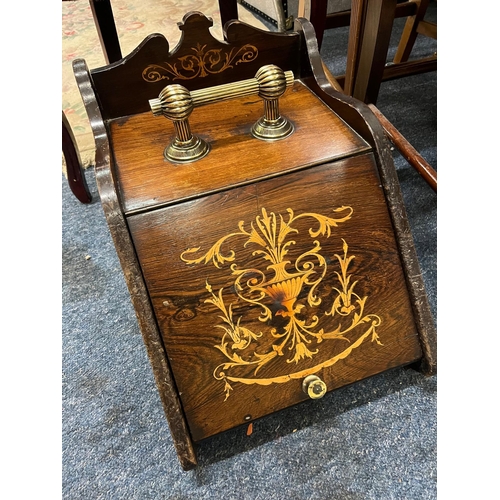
62,112 -> 92,204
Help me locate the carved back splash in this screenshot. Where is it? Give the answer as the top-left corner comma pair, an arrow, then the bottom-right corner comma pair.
89,12 -> 301,120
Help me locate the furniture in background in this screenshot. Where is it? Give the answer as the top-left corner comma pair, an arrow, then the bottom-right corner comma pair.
393,0 -> 436,64
219,0 -> 239,30
62,0 -> 122,205
62,110 -> 92,203
320,0 -> 437,190
89,0 -> 122,63
296,0 -> 437,104
80,0 -> 438,107
231,1 -> 437,104
368,104 -> 436,190
61,2 -> 94,203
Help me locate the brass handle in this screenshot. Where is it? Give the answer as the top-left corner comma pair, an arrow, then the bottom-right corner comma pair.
302,375 -> 327,400
149,64 -> 294,163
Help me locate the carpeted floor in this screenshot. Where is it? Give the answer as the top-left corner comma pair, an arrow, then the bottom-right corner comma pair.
62,2 -> 437,498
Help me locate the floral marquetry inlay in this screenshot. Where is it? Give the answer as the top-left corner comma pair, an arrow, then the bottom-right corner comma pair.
142,43 -> 259,82
179,207 -> 383,400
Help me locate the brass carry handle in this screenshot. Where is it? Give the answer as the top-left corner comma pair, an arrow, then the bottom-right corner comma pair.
149,64 -> 295,163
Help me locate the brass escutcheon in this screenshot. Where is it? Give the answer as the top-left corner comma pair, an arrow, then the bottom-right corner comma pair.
302,375 -> 327,400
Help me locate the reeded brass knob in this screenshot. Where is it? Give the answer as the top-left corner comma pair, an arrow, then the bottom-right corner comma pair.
251,64 -> 294,141
302,375 -> 327,400
149,84 -> 210,164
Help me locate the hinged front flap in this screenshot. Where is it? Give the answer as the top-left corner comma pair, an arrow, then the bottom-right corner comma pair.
128,152 -> 422,441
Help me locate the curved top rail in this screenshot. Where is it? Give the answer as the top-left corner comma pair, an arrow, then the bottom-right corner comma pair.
79,11 -> 300,121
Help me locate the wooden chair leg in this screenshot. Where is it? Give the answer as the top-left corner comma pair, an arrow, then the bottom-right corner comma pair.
218,0 -> 239,28
309,0 -> 328,49
62,112 -> 92,204
298,0 -> 328,49
393,0 -> 430,63
368,104 -> 437,191
350,0 -> 397,104
89,0 -> 122,64
344,0 -> 367,96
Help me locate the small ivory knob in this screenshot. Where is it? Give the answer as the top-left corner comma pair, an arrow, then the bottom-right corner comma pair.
302,375 -> 327,400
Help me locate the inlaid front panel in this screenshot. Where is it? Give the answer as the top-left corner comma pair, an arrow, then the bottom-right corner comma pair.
127,153 -> 422,441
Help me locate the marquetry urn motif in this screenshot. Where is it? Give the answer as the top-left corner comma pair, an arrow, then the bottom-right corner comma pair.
180,206 -> 383,400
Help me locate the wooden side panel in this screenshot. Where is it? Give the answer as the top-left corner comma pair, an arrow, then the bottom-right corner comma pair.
127,152 -> 422,441
109,82 -> 371,214
73,58 -> 198,469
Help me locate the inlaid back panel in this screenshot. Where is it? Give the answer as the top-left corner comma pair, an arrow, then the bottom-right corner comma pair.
90,12 -> 301,120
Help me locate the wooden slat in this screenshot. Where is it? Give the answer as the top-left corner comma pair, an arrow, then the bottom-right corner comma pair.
368,104 -> 436,191
383,55 -> 437,80
417,21 -> 437,39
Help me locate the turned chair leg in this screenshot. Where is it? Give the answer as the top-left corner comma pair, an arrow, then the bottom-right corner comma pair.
62,111 -> 92,204
368,104 -> 437,191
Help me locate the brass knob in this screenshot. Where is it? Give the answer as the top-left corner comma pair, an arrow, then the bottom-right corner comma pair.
149,84 -> 210,164
149,65 -> 295,163
302,375 -> 327,400
251,65 -> 294,141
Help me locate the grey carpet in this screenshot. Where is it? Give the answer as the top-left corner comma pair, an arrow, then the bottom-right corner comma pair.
62,4 -> 437,498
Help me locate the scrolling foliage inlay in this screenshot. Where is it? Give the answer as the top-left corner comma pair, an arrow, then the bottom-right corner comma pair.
142,43 -> 258,82
180,207 -> 383,400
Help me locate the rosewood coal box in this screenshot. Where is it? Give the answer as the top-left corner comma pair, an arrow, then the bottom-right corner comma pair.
74,12 -> 436,470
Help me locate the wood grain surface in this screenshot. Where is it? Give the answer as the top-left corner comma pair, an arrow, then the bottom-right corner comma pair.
109,82 -> 371,214
127,152 -> 422,441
